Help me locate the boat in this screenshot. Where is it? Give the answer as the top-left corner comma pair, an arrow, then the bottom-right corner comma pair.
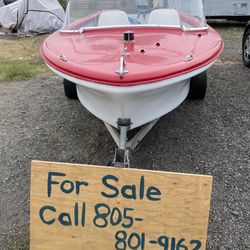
41,0 -> 223,166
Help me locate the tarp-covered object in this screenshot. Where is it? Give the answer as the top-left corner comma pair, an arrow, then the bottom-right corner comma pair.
0,0 -> 65,35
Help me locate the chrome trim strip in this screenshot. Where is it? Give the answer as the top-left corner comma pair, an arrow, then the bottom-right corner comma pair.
60,24 -> 209,34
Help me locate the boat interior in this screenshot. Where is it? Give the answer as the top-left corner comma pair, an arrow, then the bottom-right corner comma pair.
97,9 -> 181,26
66,9 -> 205,33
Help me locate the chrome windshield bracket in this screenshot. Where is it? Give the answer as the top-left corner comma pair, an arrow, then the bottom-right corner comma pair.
60,27 -> 85,34
115,55 -> 128,79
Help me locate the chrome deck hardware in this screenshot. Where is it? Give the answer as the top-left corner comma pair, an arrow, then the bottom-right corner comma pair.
115,55 -> 128,79
59,55 -> 67,62
185,54 -> 193,62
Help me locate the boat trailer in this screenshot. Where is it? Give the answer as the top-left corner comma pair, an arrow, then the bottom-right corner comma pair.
105,118 -> 159,168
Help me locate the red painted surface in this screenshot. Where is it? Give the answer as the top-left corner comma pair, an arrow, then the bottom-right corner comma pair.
41,25 -> 223,86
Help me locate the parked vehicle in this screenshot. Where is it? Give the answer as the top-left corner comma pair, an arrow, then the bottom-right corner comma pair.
0,0 -> 65,35
242,21 -> 250,67
204,0 -> 250,21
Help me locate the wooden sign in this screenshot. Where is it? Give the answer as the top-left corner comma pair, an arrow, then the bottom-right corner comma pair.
30,161 -> 212,250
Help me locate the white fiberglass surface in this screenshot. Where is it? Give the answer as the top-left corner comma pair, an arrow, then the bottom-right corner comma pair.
64,0 -> 207,30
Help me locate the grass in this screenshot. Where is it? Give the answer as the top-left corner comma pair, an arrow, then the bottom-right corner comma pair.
59,0 -> 67,10
0,0 -> 68,82
15,240 -> 29,250
0,35 -> 51,82
9,240 -> 29,250
0,58 -> 49,81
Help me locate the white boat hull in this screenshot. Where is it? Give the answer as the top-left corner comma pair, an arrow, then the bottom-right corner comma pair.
76,79 -> 189,129
48,61 -> 215,129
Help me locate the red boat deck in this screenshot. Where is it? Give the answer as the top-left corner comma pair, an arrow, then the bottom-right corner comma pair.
42,26 -> 223,86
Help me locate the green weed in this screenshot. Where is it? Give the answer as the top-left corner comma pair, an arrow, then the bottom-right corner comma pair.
0,59 -> 50,81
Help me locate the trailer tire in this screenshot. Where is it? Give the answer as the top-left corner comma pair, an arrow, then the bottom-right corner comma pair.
242,29 -> 250,68
188,71 -> 207,100
63,79 -> 78,99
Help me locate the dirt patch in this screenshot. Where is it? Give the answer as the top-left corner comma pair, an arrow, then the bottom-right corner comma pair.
0,35 -> 46,61
0,35 -> 50,81
215,59 -> 238,65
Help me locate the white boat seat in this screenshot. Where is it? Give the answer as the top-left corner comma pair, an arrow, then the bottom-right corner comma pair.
98,10 -> 130,26
148,9 -> 181,26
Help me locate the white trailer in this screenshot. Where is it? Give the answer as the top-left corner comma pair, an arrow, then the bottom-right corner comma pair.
204,0 -> 250,20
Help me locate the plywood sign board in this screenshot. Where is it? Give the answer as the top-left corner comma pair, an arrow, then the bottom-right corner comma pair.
30,161 -> 212,250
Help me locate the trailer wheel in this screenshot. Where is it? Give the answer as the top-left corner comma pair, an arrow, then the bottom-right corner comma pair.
188,71 -> 207,100
63,79 -> 78,99
242,29 -> 250,68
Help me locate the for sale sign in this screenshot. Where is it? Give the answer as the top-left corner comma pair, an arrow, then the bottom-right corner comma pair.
30,161 -> 212,250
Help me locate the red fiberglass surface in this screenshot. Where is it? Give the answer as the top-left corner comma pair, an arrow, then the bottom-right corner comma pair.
42,25 -> 223,86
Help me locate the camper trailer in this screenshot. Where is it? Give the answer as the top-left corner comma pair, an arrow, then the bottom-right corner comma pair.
204,0 -> 250,20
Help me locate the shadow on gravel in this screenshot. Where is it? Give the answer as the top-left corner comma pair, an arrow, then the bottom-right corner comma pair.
208,19 -> 247,28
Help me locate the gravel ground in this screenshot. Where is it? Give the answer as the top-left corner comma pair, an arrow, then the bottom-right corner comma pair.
0,24 -> 250,249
